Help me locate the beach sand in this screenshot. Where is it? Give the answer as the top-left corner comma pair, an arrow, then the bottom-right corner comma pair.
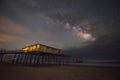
0,65 -> 120,80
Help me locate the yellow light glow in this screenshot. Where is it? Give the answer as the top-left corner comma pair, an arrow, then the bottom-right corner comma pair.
22,44 -> 60,54
33,46 -> 36,50
37,44 -> 40,49
23,47 -> 29,52
29,47 -> 32,51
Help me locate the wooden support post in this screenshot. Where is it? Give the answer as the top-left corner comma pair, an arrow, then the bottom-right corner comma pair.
19,54 -> 23,65
23,54 -> 27,65
21,54 -> 25,65
36,55 -> 40,66
48,54 -> 50,65
34,55 -> 37,66
56,56 -> 59,65
44,55 -> 46,65
29,55 -> 33,66
58,56 -> 60,65
52,55 -> 55,64
32,55 -> 35,66
16,54 -> 20,64
44,55 -> 47,65
0,54 -> 4,64
25,54 -> 29,66
46,54 -> 48,64
17,54 -> 21,64
45,54 -> 48,65
60,56 -> 62,65
54,56 -> 56,65
14,54 -> 17,64
51,55 -> 54,64
36,55 -> 39,66
22,54 -> 26,65
55,56 -> 57,65
27,55 -> 31,66
54,55 -> 56,65
49,55 -> 52,64
41,55 -> 44,65
47,54 -> 49,65
18,54 -> 21,64
39,56 -> 42,65
12,54 -> 16,64
62,56 -> 65,65
39,55 -> 41,65
20,54 -> 23,65
0,54 -> 1,64
58,56 -> 61,65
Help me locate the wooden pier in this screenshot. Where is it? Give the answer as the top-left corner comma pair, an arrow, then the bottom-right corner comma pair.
0,51 -> 81,66
0,43 -> 81,66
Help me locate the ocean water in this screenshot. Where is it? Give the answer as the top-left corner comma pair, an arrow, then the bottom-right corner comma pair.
67,63 -> 120,67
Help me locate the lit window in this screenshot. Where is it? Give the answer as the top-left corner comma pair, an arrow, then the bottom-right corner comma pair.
33,46 -> 36,50
37,44 -> 40,49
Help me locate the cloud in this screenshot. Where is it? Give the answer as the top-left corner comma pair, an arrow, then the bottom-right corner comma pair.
0,15 -> 32,48
0,33 -> 27,42
0,15 -> 32,35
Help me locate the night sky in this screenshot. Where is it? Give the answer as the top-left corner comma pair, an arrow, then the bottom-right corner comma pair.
0,0 -> 120,60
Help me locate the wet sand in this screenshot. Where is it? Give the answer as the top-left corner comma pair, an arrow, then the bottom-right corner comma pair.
0,65 -> 120,80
